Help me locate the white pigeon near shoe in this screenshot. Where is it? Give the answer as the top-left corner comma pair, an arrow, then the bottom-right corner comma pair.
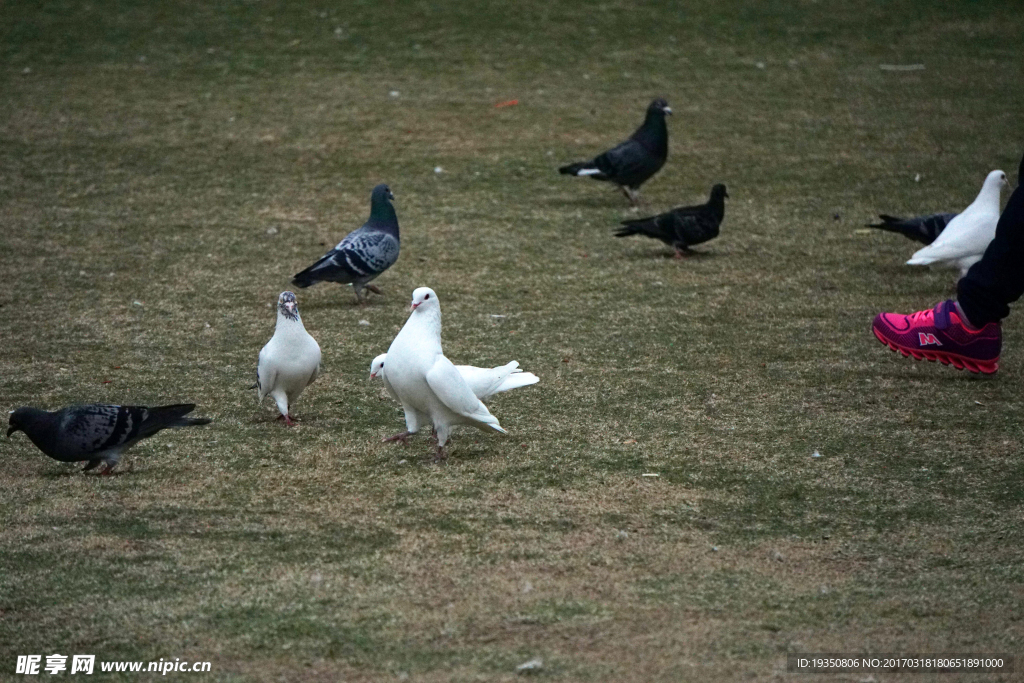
370,354 -> 538,402
381,287 -> 506,458
255,291 -> 321,426
906,169 -> 1008,276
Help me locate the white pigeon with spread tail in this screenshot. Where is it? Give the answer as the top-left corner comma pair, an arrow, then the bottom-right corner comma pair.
382,287 -> 505,459
255,291 -> 321,426
370,354 -> 538,402
906,170 -> 1007,276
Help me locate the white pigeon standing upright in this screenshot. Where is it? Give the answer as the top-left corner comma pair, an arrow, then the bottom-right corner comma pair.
255,291 -> 321,426
906,170 -> 1007,276
382,287 -> 506,459
370,354 -> 538,402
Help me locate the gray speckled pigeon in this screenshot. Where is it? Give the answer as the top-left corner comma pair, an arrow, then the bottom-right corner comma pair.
559,99 -> 672,205
614,184 -> 728,257
7,403 -> 211,473
866,213 -> 956,245
292,184 -> 400,304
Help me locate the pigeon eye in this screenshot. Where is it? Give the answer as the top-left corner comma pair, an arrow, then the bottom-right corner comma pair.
425,294 -> 430,299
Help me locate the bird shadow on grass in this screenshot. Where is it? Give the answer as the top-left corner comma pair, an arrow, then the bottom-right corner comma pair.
619,249 -> 719,262
538,193 -> 637,211
40,465 -> 132,479
40,466 -> 85,480
248,412 -> 324,427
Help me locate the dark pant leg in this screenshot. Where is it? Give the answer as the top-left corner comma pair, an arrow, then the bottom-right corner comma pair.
957,177 -> 1024,327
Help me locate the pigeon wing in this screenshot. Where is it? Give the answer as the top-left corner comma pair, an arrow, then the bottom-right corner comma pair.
672,209 -> 718,246
59,405 -> 147,457
909,212 -> 995,263
426,356 -> 504,430
594,139 -> 655,184
256,346 -> 277,401
334,228 -> 400,279
292,228 -> 399,286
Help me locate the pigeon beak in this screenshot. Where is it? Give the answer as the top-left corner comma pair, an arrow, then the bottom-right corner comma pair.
663,107 -> 673,115
410,303 -> 419,311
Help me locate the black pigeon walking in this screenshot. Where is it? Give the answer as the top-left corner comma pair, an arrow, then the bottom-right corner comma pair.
292,184 -> 400,304
866,213 -> 956,245
614,184 -> 728,257
7,403 -> 212,473
559,99 -> 672,205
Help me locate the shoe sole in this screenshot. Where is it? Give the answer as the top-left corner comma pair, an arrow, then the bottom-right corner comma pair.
873,327 -> 998,374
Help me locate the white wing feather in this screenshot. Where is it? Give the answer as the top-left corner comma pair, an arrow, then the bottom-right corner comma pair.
426,356 -> 505,432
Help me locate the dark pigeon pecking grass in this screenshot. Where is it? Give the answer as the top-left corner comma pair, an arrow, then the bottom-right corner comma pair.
7,403 -> 212,474
559,98 -> 672,206
292,184 -> 400,304
866,213 -> 957,245
614,183 -> 728,258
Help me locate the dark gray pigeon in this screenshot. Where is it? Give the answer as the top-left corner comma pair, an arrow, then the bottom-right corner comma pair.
866,213 -> 956,245
559,99 -> 672,205
7,403 -> 211,473
292,184 -> 400,303
614,184 -> 728,257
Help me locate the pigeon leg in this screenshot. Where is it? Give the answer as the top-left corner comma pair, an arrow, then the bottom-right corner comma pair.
99,452 -> 123,474
276,414 -> 296,427
82,459 -> 103,472
433,444 -> 448,462
352,284 -> 367,305
622,186 -> 640,206
674,246 -> 692,259
384,431 -> 413,444
365,283 -> 383,296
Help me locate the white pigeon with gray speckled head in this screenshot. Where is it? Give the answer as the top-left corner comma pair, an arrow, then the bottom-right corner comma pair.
255,291 -> 321,426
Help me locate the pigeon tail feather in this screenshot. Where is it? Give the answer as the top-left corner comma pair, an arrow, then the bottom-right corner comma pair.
291,267 -> 320,288
614,217 -> 671,241
497,372 -> 539,392
559,162 -> 600,176
143,404 -> 212,434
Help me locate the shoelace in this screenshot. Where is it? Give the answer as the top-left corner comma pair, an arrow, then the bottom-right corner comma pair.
906,308 -> 935,324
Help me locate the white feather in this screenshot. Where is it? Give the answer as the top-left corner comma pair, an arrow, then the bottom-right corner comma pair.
383,288 -> 505,447
576,168 -> 602,176
256,296 -> 321,419
372,356 -> 538,403
907,170 -> 1007,275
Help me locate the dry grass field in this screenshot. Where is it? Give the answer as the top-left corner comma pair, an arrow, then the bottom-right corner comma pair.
2,1 -> 1023,680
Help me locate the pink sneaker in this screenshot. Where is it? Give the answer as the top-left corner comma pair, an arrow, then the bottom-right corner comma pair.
872,300 -> 1000,374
